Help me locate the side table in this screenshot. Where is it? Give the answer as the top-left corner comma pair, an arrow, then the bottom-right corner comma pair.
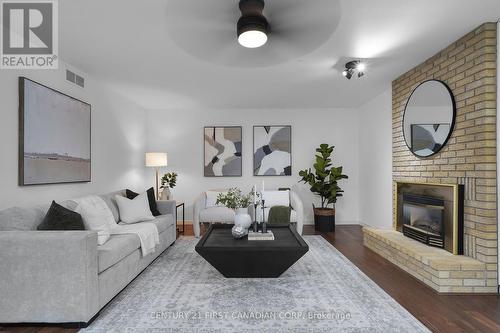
176,202 -> 185,235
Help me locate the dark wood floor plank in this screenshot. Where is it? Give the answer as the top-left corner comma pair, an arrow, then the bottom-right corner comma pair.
2,224 -> 499,333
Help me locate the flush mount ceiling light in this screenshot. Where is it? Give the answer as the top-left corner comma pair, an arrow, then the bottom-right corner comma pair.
342,60 -> 366,80
237,0 -> 269,48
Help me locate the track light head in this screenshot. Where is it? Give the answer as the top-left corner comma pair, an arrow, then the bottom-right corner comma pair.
342,60 -> 366,80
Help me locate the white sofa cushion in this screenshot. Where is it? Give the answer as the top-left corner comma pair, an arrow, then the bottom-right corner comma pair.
261,190 -> 290,207
115,193 -> 155,224
199,207 -> 235,223
205,191 -> 227,208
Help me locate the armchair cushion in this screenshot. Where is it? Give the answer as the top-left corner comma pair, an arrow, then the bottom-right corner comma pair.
199,207 -> 235,223
205,191 -> 227,208
262,190 -> 290,207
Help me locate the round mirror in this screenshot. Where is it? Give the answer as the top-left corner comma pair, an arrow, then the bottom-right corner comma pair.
403,80 -> 456,157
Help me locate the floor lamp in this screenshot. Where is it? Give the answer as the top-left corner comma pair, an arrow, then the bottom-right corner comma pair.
146,152 -> 168,200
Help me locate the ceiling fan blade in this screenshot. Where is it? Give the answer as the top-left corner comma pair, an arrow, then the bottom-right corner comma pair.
165,0 -> 341,67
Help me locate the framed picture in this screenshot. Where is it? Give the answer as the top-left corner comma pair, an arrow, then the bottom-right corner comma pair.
204,126 -> 242,177
19,77 -> 91,185
253,125 -> 291,176
410,123 -> 451,157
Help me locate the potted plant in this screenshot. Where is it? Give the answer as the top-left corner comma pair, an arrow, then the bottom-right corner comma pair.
159,172 -> 178,200
216,188 -> 252,230
299,144 -> 348,232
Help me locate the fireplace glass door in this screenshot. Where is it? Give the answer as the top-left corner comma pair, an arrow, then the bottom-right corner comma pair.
402,193 -> 445,248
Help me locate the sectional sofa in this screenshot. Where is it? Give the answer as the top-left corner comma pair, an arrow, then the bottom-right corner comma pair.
0,190 -> 176,326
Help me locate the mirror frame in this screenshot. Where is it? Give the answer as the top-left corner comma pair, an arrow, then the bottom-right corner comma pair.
402,79 -> 456,158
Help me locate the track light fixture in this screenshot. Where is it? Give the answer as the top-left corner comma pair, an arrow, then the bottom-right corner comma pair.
342,60 -> 366,80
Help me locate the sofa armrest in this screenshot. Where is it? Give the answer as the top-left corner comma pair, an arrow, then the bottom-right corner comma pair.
0,231 -> 99,323
156,200 -> 176,219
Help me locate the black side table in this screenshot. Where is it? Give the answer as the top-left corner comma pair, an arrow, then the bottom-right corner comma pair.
176,202 -> 185,235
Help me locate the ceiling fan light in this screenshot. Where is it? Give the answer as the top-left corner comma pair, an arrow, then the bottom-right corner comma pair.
237,0 -> 268,48
238,30 -> 268,48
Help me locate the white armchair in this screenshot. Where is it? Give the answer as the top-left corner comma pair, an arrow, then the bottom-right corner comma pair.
193,189 -> 304,238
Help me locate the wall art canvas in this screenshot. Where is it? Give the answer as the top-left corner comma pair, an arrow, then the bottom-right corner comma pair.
410,123 -> 451,157
204,126 -> 242,177
19,77 -> 91,185
254,125 -> 291,176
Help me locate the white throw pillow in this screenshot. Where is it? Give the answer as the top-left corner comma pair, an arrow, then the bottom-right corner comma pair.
74,195 -> 116,245
205,191 -> 227,208
261,190 -> 290,207
115,192 -> 155,224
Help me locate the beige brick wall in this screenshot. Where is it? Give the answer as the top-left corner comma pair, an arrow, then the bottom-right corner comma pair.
392,23 -> 497,287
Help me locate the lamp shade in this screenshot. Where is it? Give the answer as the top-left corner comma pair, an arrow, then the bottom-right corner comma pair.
145,152 -> 168,167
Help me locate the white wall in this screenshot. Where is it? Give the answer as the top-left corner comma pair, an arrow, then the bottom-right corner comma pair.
358,87 -> 393,229
146,108 -> 360,224
0,62 -> 148,209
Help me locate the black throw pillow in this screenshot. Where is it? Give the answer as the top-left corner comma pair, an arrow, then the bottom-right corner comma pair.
37,201 -> 85,230
126,187 -> 161,216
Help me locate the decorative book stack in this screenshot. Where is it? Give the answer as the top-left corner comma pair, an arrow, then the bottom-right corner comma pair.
248,230 -> 274,241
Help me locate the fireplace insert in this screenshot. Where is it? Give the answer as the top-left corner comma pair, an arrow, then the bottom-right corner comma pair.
402,193 -> 445,248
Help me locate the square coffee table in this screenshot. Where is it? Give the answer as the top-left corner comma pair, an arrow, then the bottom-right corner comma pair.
195,224 -> 309,278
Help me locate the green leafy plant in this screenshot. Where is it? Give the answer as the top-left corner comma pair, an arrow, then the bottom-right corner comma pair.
298,144 -> 348,208
160,172 -> 178,189
216,188 -> 252,210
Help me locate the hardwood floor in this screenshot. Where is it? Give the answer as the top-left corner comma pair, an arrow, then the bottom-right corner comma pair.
305,225 -> 500,333
2,224 -> 499,333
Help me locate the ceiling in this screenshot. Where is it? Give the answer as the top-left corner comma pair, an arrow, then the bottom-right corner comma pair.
59,0 -> 500,110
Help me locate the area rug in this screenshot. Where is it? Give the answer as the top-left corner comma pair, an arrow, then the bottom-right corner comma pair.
82,236 -> 430,333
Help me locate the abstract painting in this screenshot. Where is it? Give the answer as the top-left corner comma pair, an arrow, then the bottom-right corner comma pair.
204,126 -> 242,177
411,123 -> 451,157
19,77 -> 91,185
254,126 -> 291,176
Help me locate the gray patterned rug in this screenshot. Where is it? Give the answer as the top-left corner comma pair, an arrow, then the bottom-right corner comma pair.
82,236 -> 429,333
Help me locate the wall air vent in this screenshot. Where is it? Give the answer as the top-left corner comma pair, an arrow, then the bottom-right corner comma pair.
66,69 -> 85,88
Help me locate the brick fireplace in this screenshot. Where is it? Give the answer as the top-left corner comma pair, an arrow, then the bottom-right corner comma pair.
363,22 -> 497,293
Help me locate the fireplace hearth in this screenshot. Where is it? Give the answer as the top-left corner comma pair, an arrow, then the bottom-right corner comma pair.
402,193 -> 444,248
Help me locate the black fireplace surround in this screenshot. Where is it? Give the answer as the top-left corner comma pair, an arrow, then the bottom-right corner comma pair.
402,193 -> 445,248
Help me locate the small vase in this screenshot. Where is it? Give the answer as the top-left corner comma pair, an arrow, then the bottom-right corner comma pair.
234,208 -> 252,229
159,188 -> 171,201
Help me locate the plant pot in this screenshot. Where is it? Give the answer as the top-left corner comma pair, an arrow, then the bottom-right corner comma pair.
234,208 -> 252,229
313,207 -> 335,232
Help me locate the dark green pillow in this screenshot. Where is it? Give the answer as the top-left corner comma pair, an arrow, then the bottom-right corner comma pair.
37,201 -> 85,230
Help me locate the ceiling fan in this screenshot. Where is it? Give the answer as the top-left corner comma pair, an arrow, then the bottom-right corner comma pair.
165,0 -> 341,67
